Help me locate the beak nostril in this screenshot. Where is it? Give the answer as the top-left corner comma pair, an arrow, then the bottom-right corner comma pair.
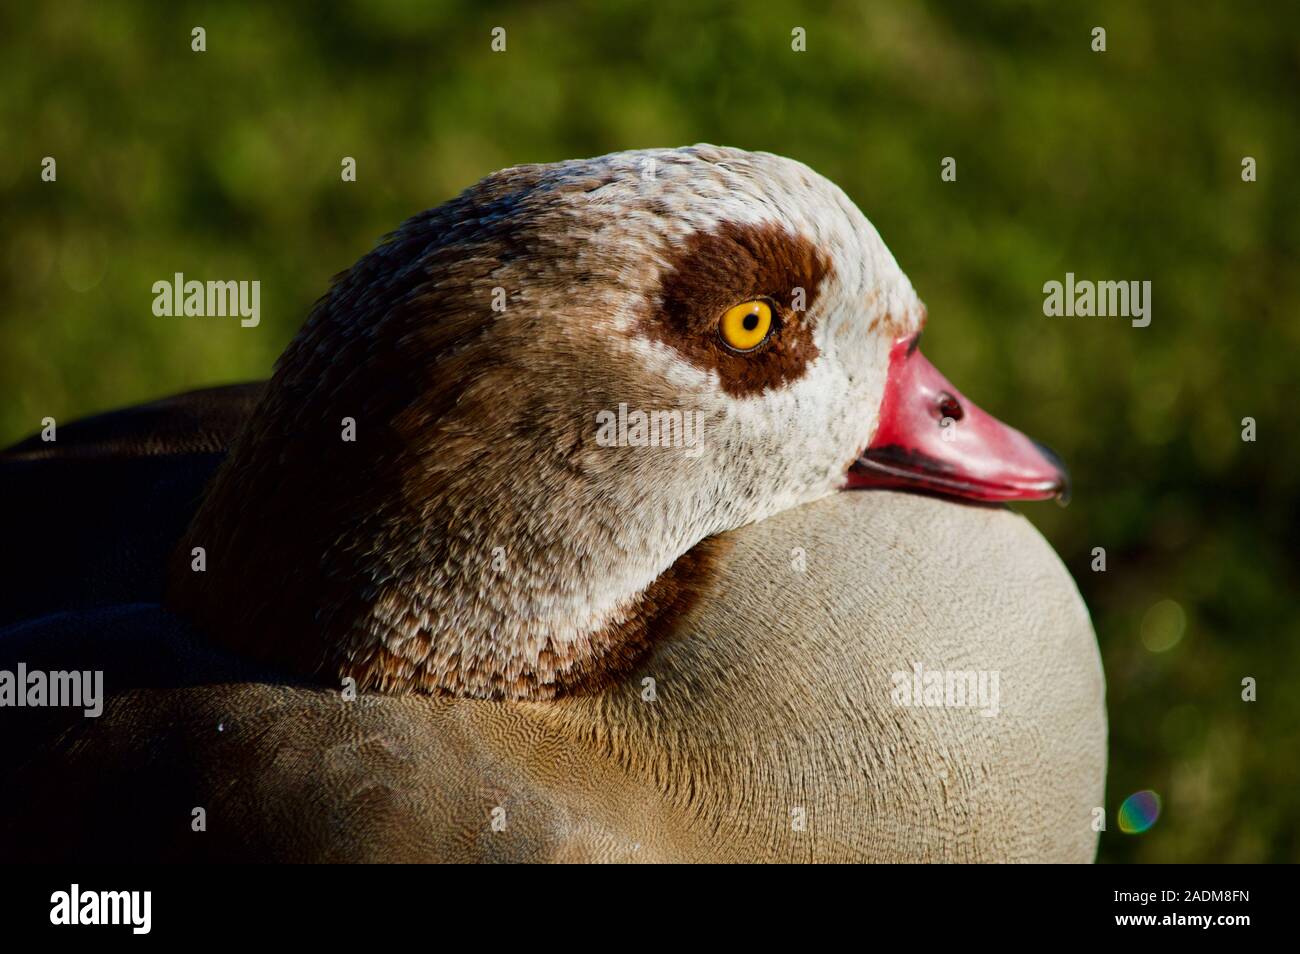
937,393 -> 963,422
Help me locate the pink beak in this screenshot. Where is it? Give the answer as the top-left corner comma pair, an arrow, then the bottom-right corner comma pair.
847,334 -> 1070,503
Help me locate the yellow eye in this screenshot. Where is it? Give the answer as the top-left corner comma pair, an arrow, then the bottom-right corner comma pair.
719,299 -> 774,352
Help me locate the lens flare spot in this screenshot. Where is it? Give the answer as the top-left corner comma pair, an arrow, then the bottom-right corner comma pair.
1118,790 -> 1161,834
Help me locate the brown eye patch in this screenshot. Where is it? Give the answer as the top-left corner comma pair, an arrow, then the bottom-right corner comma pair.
639,219 -> 833,398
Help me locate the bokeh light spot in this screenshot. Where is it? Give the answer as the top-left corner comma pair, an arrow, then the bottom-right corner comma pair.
1141,599 -> 1186,653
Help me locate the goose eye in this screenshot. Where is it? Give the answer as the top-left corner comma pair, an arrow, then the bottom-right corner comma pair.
719,300 -> 774,352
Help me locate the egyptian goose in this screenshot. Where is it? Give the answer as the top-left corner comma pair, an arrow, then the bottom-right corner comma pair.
0,145 -> 1105,862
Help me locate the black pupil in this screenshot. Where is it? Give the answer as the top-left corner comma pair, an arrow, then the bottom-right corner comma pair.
938,393 -> 963,420
742,311 -> 760,331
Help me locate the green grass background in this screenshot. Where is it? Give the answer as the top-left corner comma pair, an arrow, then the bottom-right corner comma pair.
2,1 -> 1296,861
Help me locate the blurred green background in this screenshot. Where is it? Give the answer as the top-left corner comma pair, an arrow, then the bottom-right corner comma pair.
2,1 -> 1296,862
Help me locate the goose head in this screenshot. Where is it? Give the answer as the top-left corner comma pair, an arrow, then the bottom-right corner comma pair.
168,145 -> 1067,699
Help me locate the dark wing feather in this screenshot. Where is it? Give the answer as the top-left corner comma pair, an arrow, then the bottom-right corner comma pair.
0,383 -> 262,627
